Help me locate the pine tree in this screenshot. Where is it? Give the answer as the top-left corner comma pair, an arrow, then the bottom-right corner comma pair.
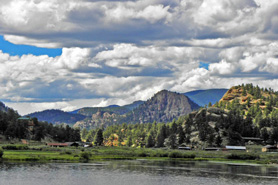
164,134 -> 178,149
146,131 -> 155,148
261,128 -> 269,142
242,88 -> 247,96
208,102 -> 212,107
94,129 -> 103,146
177,124 -> 185,145
156,125 -> 166,147
126,136 -> 133,147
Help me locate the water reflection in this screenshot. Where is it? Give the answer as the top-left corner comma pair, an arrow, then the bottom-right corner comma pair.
0,160 -> 278,185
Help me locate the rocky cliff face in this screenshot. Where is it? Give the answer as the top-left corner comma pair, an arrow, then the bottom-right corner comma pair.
129,90 -> 200,123
74,110 -> 119,128
74,90 -> 200,129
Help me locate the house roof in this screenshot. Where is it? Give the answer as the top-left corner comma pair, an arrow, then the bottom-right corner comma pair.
226,146 -> 246,150
47,143 -> 69,146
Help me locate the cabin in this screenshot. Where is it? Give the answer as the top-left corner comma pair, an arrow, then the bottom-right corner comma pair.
47,143 -> 69,147
47,142 -> 80,147
262,145 -> 278,152
224,146 -> 246,151
178,146 -> 192,150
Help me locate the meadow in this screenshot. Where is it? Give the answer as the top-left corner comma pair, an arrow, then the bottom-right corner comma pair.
1,144 -> 278,165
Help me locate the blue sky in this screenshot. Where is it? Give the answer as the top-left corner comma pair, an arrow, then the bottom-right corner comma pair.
0,35 -> 61,57
0,0 -> 278,115
199,62 -> 209,70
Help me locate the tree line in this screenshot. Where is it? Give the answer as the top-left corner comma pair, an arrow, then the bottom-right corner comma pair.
0,108 -> 80,142
81,116 -> 187,149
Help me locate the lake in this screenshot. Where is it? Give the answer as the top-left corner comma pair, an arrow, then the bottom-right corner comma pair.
0,160 -> 278,185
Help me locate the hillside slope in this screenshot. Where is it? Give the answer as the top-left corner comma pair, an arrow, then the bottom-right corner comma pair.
216,84 -> 278,115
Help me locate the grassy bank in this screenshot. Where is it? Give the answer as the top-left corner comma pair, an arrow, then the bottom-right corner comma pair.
0,144 -> 278,164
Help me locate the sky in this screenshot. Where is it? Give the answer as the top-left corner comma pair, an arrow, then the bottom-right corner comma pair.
1,0 -> 278,115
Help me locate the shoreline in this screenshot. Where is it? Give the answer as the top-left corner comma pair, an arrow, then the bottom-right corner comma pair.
1,147 -> 277,166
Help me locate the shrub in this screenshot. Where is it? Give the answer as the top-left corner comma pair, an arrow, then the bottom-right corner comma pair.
168,151 -> 195,159
182,153 -> 195,159
136,151 -> 148,157
80,151 -> 92,161
0,147 -> 3,158
168,151 -> 183,158
150,150 -> 169,157
2,145 -> 29,150
226,153 -> 259,160
60,151 -> 72,155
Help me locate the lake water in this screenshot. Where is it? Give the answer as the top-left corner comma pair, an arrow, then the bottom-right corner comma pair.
0,160 -> 278,185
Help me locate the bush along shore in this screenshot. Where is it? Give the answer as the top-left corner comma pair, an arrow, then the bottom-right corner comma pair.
1,144 -> 278,165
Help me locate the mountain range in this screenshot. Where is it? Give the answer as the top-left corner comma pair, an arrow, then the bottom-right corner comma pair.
4,88 -> 229,129
74,90 -> 200,129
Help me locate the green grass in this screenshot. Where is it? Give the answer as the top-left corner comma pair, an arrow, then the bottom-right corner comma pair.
1,145 -> 278,164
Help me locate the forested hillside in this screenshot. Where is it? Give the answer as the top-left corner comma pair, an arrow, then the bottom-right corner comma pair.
82,84 -> 278,148
214,84 -> 278,144
0,101 -> 80,142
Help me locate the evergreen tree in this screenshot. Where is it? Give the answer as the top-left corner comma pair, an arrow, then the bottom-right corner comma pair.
156,124 -> 166,147
164,134 -> 178,149
261,128 -> 269,143
177,124 -> 185,145
215,134 -> 222,147
126,136 -> 133,147
270,127 -> 278,144
146,131 -> 155,148
170,120 -> 177,134
208,102 -> 212,107
94,129 -> 104,146
242,88 -> 247,96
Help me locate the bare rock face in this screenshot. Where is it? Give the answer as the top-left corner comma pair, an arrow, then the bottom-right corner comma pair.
129,90 -> 200,124
74,90 -> 200,129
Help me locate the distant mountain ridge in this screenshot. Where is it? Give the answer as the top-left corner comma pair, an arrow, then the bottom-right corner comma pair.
76,100 -> 144,117
74,90 -> 200,129
25,89 -> 229,128
26,109 -> 86,125
27,101 -> 145,126
184,89 -> 228,107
